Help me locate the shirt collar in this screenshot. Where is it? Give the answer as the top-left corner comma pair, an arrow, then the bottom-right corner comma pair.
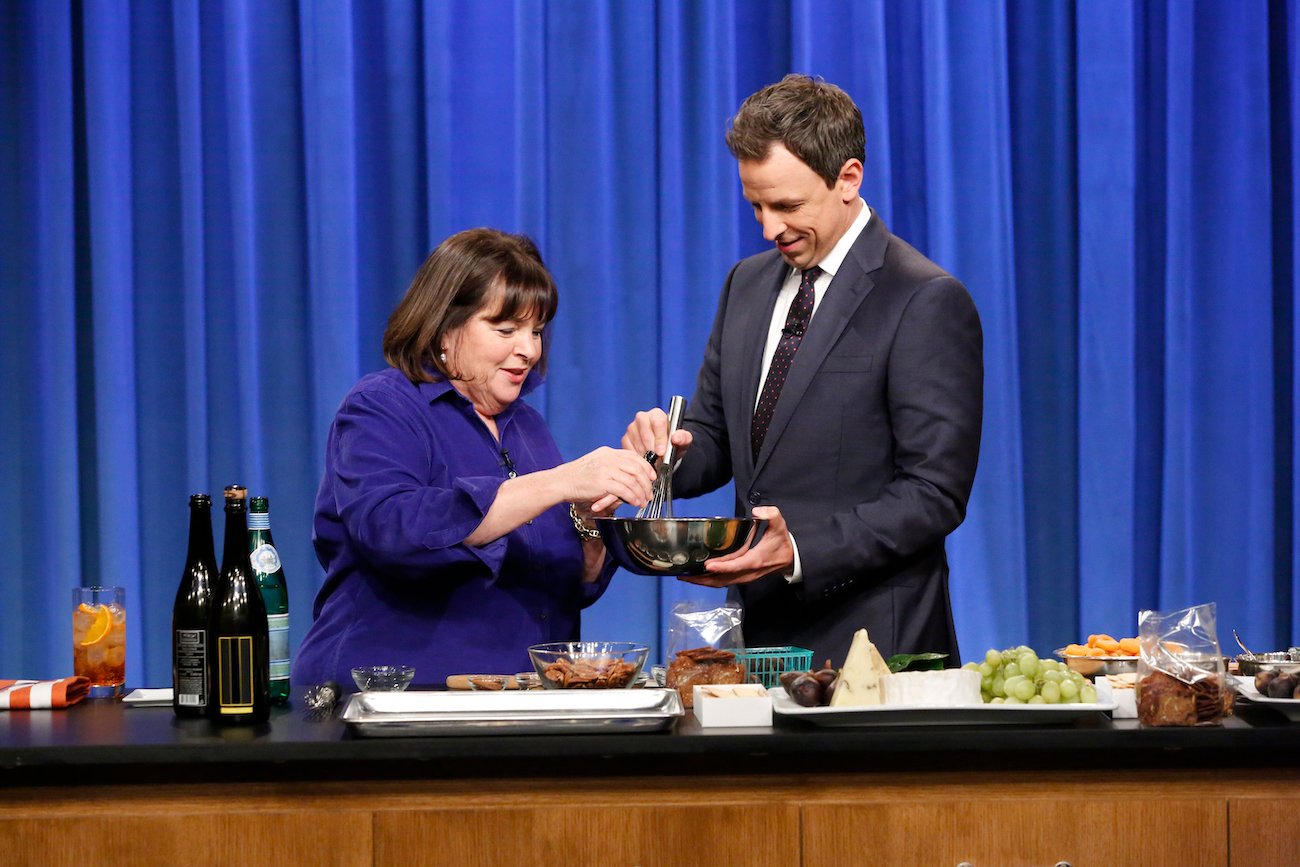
802,197 -> 871,280
415,367 -> 545,416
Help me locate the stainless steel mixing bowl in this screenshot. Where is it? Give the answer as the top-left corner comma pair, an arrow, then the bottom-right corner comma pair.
595,516 -> 766,576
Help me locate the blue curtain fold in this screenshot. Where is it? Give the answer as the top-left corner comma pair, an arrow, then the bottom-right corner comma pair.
4,0 -> 1299,684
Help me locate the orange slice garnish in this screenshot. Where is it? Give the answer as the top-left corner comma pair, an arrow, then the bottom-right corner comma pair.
79,603 -> 112,646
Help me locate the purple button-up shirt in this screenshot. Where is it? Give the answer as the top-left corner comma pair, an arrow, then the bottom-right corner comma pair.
293,367 -> 611,688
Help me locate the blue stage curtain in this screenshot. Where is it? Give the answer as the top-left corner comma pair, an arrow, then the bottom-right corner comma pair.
2,0 -> 1297,684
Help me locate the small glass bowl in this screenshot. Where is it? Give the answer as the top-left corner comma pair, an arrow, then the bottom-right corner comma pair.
514,671 -> 543,690
351,665 -> 416,692
467,674 -> 509,691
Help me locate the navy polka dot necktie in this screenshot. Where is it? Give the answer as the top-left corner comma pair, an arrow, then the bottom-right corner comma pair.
751,267 -> 820,458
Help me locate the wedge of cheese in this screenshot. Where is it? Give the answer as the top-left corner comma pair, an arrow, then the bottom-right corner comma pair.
829,628 -> 892,707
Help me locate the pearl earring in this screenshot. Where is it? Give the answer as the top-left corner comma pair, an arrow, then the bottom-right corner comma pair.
439,351 -> 447,364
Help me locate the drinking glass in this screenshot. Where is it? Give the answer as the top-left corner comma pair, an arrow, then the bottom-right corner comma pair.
72,586 -> 126,698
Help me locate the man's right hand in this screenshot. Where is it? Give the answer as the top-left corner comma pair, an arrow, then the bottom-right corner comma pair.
621,407 -> 693,464
589,408 -> 694,513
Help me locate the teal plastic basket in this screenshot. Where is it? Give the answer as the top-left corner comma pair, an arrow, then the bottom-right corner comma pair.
734,646 -> 814,687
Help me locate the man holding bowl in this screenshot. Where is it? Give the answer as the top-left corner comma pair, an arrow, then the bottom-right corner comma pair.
613,75 -> 984,668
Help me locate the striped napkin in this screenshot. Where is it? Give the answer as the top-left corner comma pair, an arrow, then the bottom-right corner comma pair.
0,677 -> 91,710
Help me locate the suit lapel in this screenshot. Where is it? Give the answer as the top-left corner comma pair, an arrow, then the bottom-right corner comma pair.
752,212 -> 889,476
736,255 -> 788,461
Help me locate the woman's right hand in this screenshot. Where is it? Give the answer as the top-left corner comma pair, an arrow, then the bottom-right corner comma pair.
560,446 -> 657,509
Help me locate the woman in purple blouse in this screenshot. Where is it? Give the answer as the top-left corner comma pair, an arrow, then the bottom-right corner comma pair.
293,229 -> 656,689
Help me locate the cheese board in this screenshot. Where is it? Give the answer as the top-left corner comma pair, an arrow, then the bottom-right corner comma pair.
769,684 -> 1117,727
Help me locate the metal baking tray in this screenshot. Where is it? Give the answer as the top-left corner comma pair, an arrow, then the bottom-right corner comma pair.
340,687 -> 684,737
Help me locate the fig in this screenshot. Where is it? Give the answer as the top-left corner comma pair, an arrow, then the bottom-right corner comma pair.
1255,669 -> 1277,694
789,673 -> 824,707
1267,671 -> 1298,699
813,667 -> 837,690
778,670 -> 804,692
824,674 -> 839,705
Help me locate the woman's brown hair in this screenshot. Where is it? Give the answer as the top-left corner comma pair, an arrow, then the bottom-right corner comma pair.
383,228 -> 558,384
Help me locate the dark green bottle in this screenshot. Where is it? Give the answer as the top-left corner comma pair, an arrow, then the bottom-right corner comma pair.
248,496 -> 290,704
172,493 -> 216,717
207,485 -> 270,725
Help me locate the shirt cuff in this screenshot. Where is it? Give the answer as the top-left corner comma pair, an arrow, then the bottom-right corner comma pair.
783,531 -> 803,584
579,554 -> 619,606
444,475 -> 509,579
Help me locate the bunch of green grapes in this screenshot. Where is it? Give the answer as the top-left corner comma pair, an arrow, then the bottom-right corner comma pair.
962,646 -> 1098,705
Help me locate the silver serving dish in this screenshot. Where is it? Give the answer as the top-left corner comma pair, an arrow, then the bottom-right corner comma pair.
339,688 -> 684,737
596,517 -> 766,576
1054,648 -> 1138,678
1237,651 -> 1300,677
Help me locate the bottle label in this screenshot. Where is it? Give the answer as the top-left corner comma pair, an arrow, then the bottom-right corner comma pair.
268,614 -> 291,680
175,628 -> 206,705
251,543 -> 281,573
216,635 -> 256,713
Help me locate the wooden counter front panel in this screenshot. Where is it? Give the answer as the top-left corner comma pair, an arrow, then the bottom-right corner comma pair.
374,803 -> 801,867
0,810 -> 372,867
1228,798 -> 1300,867
802,799 -> 1226,867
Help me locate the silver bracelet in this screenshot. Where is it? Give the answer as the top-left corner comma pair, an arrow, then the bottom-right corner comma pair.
569,503 -> 601,540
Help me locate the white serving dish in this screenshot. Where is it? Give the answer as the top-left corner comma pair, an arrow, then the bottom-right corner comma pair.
769,685 -> 1116,726
693,683 -> 772,727
1232,679 -> 1300,721
122,688 -> 173,707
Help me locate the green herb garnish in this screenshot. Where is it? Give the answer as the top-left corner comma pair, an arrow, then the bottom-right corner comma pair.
886,652 -> 948,673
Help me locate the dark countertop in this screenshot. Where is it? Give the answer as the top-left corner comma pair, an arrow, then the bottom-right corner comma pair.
4,689 -> 1300,787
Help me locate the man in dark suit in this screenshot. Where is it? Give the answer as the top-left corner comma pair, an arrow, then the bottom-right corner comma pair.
618,75 -> 983,668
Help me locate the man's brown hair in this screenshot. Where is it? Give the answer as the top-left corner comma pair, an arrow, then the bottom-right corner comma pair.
725,74 -> 865,187
383,228 -> 558,384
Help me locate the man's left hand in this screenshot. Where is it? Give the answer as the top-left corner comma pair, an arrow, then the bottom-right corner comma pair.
679,506 -> 794,588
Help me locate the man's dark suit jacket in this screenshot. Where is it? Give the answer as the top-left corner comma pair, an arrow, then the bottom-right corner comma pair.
673,210 -> 983,668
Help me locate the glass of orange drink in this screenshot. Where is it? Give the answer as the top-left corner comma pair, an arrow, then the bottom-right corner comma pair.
72,586 -> 126,697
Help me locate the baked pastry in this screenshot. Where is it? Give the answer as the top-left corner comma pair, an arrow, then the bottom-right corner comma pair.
665,647 -> 747,708
1136,670 -> 1198,726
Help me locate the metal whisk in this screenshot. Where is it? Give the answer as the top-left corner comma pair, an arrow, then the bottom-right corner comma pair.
637,395 -> 686,520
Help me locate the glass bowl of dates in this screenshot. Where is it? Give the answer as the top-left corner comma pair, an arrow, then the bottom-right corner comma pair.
528,641 -> 649,689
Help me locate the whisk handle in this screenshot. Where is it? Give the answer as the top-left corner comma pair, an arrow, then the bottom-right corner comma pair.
661,395 -> 688,469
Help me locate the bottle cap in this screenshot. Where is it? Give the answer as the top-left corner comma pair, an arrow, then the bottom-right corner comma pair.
223,485 -> 247,502
249,496 -> 269,512
189,493 -> 211,506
